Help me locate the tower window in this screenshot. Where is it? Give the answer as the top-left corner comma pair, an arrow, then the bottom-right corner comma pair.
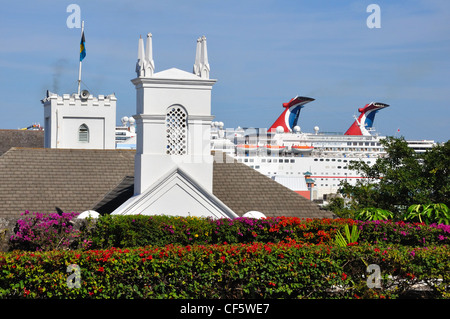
78,124 -> 89,142
166,106 -> 188,155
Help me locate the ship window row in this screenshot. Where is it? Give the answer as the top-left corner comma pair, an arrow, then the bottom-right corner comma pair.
319,147 -> 381,152
316,171 -> 348,175
315,158 -> 348,162
347,142 -> 380,146
240,158 -> 296,164
314,158 -> 371,164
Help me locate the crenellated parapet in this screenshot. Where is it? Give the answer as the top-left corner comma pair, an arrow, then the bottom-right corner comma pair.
41,90 -> 117,108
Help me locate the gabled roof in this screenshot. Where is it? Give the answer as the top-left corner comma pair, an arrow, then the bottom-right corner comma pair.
0,148 -> 332,219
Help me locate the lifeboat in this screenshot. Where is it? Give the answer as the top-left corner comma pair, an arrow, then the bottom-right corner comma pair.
291,145 -> 314,154
262,145 -> 286,154
236,144 -> 259,154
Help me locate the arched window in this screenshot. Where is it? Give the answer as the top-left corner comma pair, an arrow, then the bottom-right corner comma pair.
78,124 -> 89,142
165,106 -> 187,155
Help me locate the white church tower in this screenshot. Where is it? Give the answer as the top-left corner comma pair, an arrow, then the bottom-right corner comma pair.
41,90 -> 116,149
112,33 -> 237,218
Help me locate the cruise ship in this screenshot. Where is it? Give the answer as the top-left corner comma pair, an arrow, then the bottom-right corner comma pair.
115,116 -> 137,149
210,96 -> 436,201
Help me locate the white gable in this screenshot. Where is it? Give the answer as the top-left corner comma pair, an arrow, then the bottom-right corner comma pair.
111,167 -> 237,219
153,68 -> 202,80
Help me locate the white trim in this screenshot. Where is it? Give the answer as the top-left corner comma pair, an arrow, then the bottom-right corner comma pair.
112,167 -> 237,219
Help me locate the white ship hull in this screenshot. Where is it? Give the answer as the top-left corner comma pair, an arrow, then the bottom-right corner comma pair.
210,97 -> 436,201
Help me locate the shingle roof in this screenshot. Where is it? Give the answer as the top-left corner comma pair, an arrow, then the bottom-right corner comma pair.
0,148 -> 135,218
212,152 -> 331,218
0,148 -> 332,219
0,130 -> 44,156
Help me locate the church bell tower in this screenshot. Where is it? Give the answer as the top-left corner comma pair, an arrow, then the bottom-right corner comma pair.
112,33 -> 236,219
132,33 -> 216,194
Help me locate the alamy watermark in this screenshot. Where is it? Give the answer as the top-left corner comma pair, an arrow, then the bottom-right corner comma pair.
366,4 -> 381,29
366,264 -> 382,288
66,4 -> 81,29
66,264 -> 81,289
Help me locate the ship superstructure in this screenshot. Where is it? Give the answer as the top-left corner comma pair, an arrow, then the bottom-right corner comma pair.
211,96 -> 436,201
115,116 -> 137,149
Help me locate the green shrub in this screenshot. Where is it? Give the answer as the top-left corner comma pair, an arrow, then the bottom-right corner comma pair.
357,220 -> 450,246
404,204 -> 450,225
10,214 -> 450,251
1,242 -> 448,299
86,216 -> 355,248
334,224 -> 360,247
356,208 -> 393,221
84,215 -> 450,249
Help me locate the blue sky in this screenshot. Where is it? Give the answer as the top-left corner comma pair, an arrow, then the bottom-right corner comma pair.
0,0 -> 449,142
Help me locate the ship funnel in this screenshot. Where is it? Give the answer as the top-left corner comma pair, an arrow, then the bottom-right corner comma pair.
344,102 -> 389,136
269,96 -> 315,133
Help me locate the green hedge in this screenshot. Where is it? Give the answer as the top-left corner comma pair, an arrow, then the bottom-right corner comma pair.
1,242 -> 449,299
84,215 -> 450,249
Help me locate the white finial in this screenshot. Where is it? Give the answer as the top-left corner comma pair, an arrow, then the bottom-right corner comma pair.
193,37 -> 202,76
199,36 -> 210,79
136,35 -> 146,77
145,33 -> 154,77
193,36 -> 210,79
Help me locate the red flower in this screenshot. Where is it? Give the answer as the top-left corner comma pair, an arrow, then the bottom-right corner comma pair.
406,272 -> 415,279
98,266 -> 104,272
220,256 -> 226,263
341,273 -> 347,281
23,288 -> 30,297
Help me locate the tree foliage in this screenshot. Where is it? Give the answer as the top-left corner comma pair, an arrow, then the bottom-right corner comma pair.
338,137 -> 450,217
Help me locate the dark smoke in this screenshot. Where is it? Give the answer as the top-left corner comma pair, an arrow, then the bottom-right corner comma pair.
52,59 -> 69,94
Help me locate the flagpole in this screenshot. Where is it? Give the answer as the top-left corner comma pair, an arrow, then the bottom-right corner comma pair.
77,21 -> 84,95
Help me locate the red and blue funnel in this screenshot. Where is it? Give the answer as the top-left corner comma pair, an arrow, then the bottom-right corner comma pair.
344,102 -> 389,135
269,96 -> 315,132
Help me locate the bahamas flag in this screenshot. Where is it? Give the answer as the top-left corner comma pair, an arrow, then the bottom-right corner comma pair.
80,31 -> 86,61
